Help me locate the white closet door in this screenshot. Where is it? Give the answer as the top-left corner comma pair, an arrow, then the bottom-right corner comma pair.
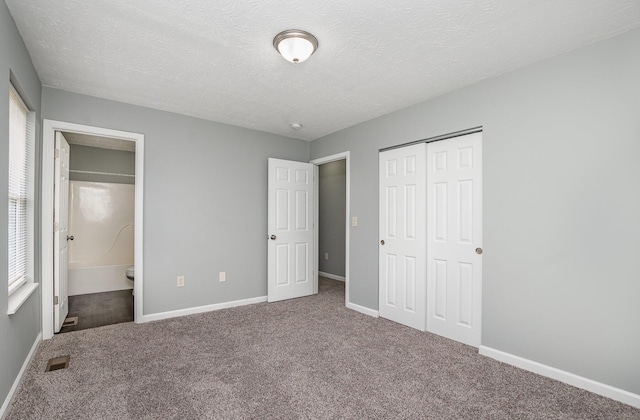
267,158 -> 315,302
379,143 -> 427,331
426,132 -> 483,347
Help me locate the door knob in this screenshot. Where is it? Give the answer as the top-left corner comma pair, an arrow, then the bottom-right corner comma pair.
270,235 -> 277,240
475,247 -> 483,255
67,235 -> 74,241
380,240 -> 385,245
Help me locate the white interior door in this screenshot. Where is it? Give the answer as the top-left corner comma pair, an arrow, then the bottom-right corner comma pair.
379,143 -> 427,331
54,132 -> 70,332
268,158 -> 315,302
426,132 -> 483,347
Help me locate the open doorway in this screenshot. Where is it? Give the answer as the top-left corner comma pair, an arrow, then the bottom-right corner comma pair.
57,132 -> 136,333
311,152 -> 350,306
41,120 -> 144,340
265,152 -> 351,308
317,160 -> 346,295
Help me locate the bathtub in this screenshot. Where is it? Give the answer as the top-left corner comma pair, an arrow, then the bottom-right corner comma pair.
68,264 -> 133,296
68,181 -> 135,296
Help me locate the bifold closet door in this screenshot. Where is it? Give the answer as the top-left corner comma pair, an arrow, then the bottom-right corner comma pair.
379,143 -> 427,331
426,132 -> 483,347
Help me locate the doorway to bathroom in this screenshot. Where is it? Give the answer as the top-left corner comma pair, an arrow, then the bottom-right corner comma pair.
59,131 -> 136,333
41,120 -> 144,340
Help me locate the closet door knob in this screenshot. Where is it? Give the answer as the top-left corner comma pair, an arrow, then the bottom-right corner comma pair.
67,235 -> 74,241
475,247 -> 483,254
380,240 -> 385,245
270,235 -> 277,240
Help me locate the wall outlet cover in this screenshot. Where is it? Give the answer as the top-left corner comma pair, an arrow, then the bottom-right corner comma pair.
219,272 -> 226,282
177,275 -> 185,287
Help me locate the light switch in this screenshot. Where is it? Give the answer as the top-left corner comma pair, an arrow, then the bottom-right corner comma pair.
351,216 -> 358,227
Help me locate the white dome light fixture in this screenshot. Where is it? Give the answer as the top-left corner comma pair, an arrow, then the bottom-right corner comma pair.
273,29 -> 318,64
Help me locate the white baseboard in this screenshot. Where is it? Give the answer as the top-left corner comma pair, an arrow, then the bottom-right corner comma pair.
346,301 -> 379,318
0,332 -> 42,419
319,271 -> 346,282
479,346 -> 640,409
139,296 -> 267,323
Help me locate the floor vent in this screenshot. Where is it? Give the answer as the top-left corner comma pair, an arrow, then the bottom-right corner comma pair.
62,317 -> 78,327
45,355 -> 70,372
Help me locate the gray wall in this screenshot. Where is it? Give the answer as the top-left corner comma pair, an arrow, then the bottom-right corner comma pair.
318,160 -> 346,277
69,144 -> 135,184
0,1 -> 42,410
310,29 -> 640,395
42,87 -> 309,315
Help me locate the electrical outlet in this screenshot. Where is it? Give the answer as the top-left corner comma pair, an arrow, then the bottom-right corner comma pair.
177,275 -> 185,287
352,216 -> 358,227
219,272 -> 226,282
324,252 -> 329,260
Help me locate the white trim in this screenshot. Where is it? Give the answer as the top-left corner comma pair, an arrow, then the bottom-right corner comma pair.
310,151 -> 350,308
313,164 -> 319,295
7,283 -> 38,315
0,332 -> 41,418
346,302 -> 379,318
479,346 -> 640,409
139,296 -> 267,323
41,120 -> 144,339
318,271 -> 345,282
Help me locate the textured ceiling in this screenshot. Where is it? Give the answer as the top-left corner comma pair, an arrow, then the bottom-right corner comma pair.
6,1 -> 640,141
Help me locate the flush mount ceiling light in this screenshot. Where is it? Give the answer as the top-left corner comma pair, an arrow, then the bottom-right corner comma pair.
273,29 -> 318,64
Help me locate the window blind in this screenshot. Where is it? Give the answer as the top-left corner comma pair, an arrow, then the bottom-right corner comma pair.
8,86 -> 32,294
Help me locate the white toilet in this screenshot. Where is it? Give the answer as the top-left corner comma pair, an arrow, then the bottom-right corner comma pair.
126,266 -> 134,281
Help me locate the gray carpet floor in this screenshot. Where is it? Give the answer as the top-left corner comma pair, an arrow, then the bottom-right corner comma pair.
6,278 -> 639,419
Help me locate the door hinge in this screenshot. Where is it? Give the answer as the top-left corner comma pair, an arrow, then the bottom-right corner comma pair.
54,295 -> 59,305
55,148 -> 60,159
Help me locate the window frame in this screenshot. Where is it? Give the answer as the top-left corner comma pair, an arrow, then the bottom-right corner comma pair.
7,83 -> 36,313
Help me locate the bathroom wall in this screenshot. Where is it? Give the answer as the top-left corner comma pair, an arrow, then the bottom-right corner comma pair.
68,181 -> 135,295
67,144 -> 136,295
318,160 -> 346,277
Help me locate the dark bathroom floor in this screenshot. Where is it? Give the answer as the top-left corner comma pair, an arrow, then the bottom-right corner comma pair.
59,289 -> 134,333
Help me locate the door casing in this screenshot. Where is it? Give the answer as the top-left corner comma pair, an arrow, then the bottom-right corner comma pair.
41,120 -> 144,340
